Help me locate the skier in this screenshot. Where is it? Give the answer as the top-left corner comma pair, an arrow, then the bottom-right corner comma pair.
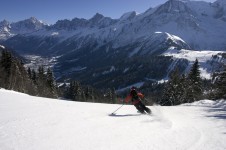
125,87 -> 151,114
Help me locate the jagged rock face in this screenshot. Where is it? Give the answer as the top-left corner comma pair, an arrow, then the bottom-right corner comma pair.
145,0 -> 197,27
11,17 -> 45,32
2,0 -> 226,50
213,0 -> 226,20
154,0 -> 193,14
49,13 -> 118,31
0,20 -> 11,40
0,17 -> 46,41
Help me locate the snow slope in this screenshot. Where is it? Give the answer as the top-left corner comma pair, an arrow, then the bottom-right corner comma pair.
0,89 -> 226,150
163,48 -> 225,79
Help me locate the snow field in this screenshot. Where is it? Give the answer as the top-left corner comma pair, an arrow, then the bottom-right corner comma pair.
163,49 -> 225,79
0,89 -> 226,150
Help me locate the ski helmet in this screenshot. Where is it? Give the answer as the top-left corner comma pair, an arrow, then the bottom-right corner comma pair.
131,86 -> 136,91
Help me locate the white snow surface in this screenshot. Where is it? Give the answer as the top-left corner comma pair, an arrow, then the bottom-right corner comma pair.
0,89 -> 226,150
0,45 -> 5,49
102,66 -> 116,75
163,49 -> 225,79
164,49 -> 224,62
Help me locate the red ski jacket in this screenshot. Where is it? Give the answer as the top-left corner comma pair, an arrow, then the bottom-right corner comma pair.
125,92 -> 144,105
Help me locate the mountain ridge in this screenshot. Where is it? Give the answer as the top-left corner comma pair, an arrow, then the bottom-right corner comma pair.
1,0 -> 226,50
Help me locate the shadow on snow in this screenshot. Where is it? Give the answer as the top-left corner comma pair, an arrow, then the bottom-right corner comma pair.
206,107 -> 226,120
108,113 -> 142,117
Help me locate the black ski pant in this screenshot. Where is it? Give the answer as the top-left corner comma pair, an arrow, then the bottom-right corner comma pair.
134,101 -> 151,114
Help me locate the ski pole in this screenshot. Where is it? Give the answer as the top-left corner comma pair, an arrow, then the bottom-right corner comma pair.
144,98 -> 148,103
111,103 -> 124,115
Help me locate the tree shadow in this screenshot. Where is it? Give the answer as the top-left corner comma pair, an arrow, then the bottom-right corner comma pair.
206,107 -> 226,112
108,114 -> 142,117
189,101 -> 226,120
185,100 -> 226,109
206,113 -> 226,120
205,106 -> 226,120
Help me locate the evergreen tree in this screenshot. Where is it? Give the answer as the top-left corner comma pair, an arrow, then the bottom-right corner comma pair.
0,50 -> 12,88
213,69 -> 226,99
105,88 -> 113,103
0,50 -> 12,75
81,91 -> 86,102
36,66 -> 57,98
74,81 -> 82,101
27,67 -> 32,79
186,59 -> 203,102
36,66 -> 46,96
0,50 -> 58,98
161,68 -> 183,105
0,50 -> 37,95
46,68 -> 57,96
31,69 -> 37,84
67,81 -> 83,101
85,86 -> 94,102
112,88 -> 117,104
38,66 -> 45,78
68,81 -> 75,99
90,88 -> 95,102
178,74 -> 187,104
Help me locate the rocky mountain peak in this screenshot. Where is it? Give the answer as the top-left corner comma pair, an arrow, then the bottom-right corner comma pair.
0,20 -> 10,26
11,17 -> 46,31
120,11 -> 137,21
213,0 -> 226,20
28,17 -> 39,23
214,0 -> 226,6
52,19 -> 72,30
155,0 -> 193,14
89,13 -> 105,22
88,13 -> 117,28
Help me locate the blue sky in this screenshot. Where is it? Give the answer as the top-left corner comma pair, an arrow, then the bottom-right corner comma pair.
1,0 -> 215,24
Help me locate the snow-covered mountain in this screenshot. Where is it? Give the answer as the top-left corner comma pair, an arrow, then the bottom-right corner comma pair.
1,89 -> 226,150
0,20 -> 11,40
2,0 -> 226,52
1,0 -> 226,88
0,17 -> 46,41
213,0 -> 226,20
163,48 -> 226,79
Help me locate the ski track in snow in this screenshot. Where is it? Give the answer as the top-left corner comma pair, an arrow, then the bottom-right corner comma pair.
0,89 -> 226,150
